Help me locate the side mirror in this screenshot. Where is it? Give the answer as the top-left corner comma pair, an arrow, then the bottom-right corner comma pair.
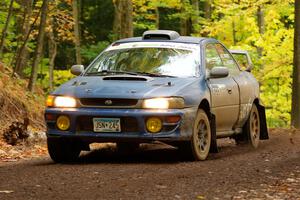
71,65 -> 84,76
209,66 -> 229,78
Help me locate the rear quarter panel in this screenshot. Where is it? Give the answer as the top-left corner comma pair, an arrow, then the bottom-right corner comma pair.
233,71 -> 260,128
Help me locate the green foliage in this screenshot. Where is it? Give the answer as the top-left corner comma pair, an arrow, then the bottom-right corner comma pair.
81,41 -> 110,65
39,70 -> 75,93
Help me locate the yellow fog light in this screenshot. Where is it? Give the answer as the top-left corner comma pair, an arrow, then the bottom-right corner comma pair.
146,117 -> 162,133
56,115 -> 70,131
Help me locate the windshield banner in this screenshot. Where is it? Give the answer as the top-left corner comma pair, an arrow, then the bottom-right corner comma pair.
106,42 -> 199,51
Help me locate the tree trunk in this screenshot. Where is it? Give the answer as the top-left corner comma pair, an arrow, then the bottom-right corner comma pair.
28,0 -> 48,92
180,19 -> 190,36
291,0 -> 300,128
204,0 -> 212,20
232,20 -> 237,45
113,0 -> 121,40
14,0 -> 34,76
180,0 -> 191,36
72,0 -> 82,64
0,0 -> 15,58
191,0 -> 199,34
155,6 -> 160,29
257,6 -> 265,57
113,0 -> 133,40
124,0 -> 133,38
47,31 -> 57,91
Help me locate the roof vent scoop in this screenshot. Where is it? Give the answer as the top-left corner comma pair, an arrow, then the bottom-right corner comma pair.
142,30 -> 180,40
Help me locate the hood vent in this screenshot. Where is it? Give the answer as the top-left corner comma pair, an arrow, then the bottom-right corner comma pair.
103,76 -> 148,81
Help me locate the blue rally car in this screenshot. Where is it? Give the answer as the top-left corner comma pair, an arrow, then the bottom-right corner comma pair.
45,30 -> 268,162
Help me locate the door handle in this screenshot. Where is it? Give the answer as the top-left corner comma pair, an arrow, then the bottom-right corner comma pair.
227,88 -> 232,94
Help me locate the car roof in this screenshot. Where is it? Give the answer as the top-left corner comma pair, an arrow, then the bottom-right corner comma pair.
115,36 -> 210,45
113,30 -> 218,45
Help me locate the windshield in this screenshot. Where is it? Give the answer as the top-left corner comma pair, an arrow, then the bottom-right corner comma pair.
85,43 -> 200,77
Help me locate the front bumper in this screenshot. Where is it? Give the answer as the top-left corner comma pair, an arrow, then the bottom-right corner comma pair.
45,107 -> 197,143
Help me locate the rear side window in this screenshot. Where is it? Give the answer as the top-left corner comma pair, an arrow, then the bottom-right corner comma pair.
231,53 -> 250,71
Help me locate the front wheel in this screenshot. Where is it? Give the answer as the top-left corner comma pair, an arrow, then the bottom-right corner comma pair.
47,138 -> 81,163
191,109 -> 212,161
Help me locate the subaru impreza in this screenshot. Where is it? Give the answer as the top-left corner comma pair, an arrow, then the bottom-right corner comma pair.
45,30 -> 268,162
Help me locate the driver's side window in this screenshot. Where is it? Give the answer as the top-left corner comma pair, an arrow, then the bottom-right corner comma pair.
215,43 -> 240,75
205,44 -> 223,71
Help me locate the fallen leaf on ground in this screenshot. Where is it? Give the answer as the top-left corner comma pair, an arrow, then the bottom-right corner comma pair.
0,190 -> 14,193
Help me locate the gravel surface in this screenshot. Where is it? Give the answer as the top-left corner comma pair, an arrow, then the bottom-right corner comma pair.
0,130 -> 299,200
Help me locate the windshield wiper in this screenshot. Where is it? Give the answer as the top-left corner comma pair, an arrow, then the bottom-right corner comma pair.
86,70 -> 176,78
85,70 -> 139,76
134,72 -> 176,78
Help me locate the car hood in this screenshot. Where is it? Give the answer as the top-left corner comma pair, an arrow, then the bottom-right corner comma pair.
52,75 -> 199,99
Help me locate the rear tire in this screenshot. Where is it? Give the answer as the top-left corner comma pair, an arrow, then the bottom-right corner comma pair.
245,104 -> 260,148
234,104 -> 260,148
47,138 -> 81,163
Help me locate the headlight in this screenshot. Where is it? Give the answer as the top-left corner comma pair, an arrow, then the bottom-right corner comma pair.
46,96 -> 77,108
143,98 -> 169,109
142,97 -> 184,109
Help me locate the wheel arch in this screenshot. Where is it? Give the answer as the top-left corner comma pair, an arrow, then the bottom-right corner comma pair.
198,99 -> 211,118
198,98 -> 218,153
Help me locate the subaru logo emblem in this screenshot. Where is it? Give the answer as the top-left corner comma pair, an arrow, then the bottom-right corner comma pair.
105,100 -> 113,105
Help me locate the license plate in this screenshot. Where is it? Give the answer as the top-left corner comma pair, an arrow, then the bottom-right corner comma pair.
93,118 -> 121,132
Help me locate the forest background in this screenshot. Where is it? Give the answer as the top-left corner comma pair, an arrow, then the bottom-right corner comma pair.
0,0 -> 296,127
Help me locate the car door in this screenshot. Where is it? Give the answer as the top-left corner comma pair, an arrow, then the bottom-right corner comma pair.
205,43 -> 240,133
229,50 -> 260,128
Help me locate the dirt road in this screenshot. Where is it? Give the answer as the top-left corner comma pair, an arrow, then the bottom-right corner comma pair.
0,130 -> 300,200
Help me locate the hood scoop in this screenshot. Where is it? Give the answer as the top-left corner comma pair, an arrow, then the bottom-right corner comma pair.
102,75 -> 151,81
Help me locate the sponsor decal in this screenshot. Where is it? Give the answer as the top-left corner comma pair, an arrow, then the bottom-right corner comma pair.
106,42 -> 199,51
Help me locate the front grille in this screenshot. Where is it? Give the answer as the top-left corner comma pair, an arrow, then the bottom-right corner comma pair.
79,98 -> 138,107
76,116 -> 139,133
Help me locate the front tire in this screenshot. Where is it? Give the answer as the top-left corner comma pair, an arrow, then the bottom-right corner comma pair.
191,109 -> 212,161
47,138 -> 81,163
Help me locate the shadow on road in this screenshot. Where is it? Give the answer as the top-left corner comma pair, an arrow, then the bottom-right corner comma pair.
41,139 -> 262,165
33,137 -> 273,166
78,146 -> 185,164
